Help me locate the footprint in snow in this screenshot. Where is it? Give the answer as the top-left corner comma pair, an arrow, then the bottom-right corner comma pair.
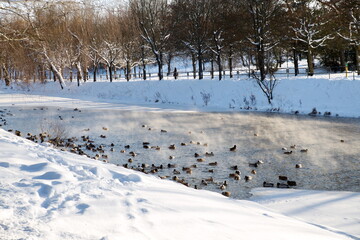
76,203 -> 90,214
20,162 -> 47,172
33,171 -> 61,180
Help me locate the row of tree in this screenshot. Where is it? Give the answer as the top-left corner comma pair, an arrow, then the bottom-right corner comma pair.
0,0 -> 359,91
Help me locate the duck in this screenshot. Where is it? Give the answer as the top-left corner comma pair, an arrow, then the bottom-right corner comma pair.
205,177 -> 214,182
167,163 -> 176,168
295,164 -> 302,168
284,150 -> 293,155
222,192 -> 231,197
249,162 -> 259,168
277,183 -> 290,188
244,175 -> 252,181
197,158 -> 205,162
205,152 -> 214,157
251,170 -> 257,175
168,144 -> 176,150
194,153 -> 200,158
279,176 -> 288,181
181,142 -> 187,146
229,145 -> 237,152
208,162 -> 218,166
287,181 -> 297,186
169,156 -> 175,160
300,149 -> 308,153
230,165 -> 238,170
263,182 -> 274,187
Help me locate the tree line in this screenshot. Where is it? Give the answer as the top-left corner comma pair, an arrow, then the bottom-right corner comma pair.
0,0 -> 359,90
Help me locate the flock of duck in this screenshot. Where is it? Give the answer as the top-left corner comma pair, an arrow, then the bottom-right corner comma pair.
1,107 -> 347,198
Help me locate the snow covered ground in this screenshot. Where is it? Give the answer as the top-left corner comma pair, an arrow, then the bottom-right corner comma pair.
0,129 -> 359,240
2,68 -> 360,118
1,70 -> 360,239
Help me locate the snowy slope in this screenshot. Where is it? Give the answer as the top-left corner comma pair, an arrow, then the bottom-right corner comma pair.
2,74 -> 360,118
0,128 -> 356,240
251,188 -> 360,239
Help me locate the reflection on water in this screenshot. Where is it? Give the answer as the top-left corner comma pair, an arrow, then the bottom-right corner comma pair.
3,107 -> 360,199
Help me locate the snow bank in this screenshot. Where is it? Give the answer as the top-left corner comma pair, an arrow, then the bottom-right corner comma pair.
1,75 -> 360,117
251,188 -> 360,239
0,128 -> 355,240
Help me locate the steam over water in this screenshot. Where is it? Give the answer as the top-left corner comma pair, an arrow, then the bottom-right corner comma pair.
3,106 -> 360,199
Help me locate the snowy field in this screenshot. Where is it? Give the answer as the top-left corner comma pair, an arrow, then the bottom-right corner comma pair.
1,71 -> 360,239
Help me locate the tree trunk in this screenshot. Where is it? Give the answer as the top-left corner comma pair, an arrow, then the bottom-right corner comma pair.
141,45 -> 146,80
69,70 -> 73,82
84,68 -> 88,82
109,65 -> 113,82
93,64 -> 98,82
307,47 -> 314,76
2,64 -> 10,86
217,53 -> 222,81
50,64 -> 65,89
76,62 -> 83,87
126,60 -> 131,81
143,65 -> 146,81
355,45 -> 360,75
167,53 -> 172,76
156,52 -> 163,80
192,53 -> 197,79
257,43 -> 266,81
210,57 -> 214,79
293,48 -> 299,76
340,50 -> 345,72
198,48 -> 203,79
229,45 -> 233,78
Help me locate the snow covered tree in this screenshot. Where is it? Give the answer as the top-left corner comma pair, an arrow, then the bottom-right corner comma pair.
319,0 -> 360,75
117,8 -> 142,81
290,1 -> 333,76
171,0 -> 213,80
130,0 -> 171,80
244,0 -> 285,104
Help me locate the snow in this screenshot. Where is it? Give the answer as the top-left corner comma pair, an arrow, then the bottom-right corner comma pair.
1,70 -> 360,239
0,128 -> 358,240
1,68 -> 359,117
251,188 -> 360,239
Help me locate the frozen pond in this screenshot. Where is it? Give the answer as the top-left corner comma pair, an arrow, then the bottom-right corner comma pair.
1,106 -> 360,199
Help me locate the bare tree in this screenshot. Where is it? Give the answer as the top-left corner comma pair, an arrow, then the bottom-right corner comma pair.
131,0 -> 171,80
244,0 -> 285,103
290,1 -> 333,76
319,0 -> 360,75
